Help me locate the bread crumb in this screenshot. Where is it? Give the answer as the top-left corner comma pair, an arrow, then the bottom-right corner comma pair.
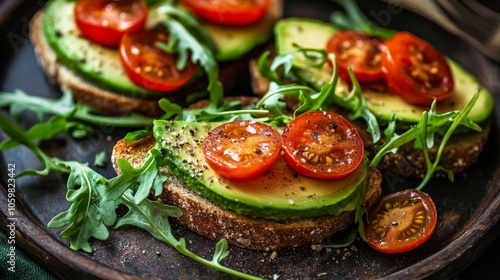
311,244 -> 322,251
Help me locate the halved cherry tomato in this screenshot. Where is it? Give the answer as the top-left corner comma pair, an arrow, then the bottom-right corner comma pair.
365,189 -> 437,254
281,111 -> 364,180
74,0 -> 148,48
182,0 -> 271,26
326,31 -> 385,83
203,121 -> 282,181
381,31 -> 454,106
119,30 -> 199,92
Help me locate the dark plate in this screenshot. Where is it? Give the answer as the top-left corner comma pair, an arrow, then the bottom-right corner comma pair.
1,0 -> 499,279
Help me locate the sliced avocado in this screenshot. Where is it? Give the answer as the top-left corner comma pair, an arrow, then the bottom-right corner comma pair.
274,18 -> 495,125
43,0 -> 277,97
153,120 -> 369,221
43,0 -> 157,97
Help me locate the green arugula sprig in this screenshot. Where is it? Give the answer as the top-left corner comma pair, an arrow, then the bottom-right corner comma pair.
0,113 -> 261,279
372,91 -> 482,190
116,190 -> 260,280
0,90 -> 155,144
155,2 -> 223,108
257,49 -> 381,142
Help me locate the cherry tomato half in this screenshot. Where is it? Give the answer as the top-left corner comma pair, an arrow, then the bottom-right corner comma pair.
281,111 -> 364,180
182,0 -> 271,26
326,31 -> 385,83
203,121 -> 282,181
365,189 -> 437,254
381,31 -> 454,106
74,0 -> 148,48
119,29 -> 199,92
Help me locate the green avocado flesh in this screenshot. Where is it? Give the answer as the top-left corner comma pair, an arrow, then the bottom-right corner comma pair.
153,120 -> 369,221
43,0 -> 275,96
275,18 -> 494,125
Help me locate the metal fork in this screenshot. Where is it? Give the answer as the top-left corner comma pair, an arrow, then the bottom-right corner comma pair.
390,0 -> 500,62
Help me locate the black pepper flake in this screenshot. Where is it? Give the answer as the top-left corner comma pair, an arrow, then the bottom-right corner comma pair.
311,131 -> 319,140
189,129 -> 195,137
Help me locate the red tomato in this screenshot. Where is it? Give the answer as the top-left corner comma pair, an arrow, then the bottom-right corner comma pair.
182,0 -> 271,26
281,111 -> 364,180
365,189 -> 437,254
203,121 -> 282,181
381,31 -> 454,105
326,31 -> 385,83
74,0 -> 148,48
119,30 -> 199,92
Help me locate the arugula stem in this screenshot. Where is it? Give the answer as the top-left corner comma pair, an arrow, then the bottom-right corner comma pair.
416,111 -> 465,190
120,194 -> 262,280
73,111 -> 154,127
201,109 -> 269,117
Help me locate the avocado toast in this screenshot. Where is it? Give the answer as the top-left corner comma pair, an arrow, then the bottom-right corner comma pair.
30,0 -> 283,116
111,113 -> 382,251
249,18 -> 493,178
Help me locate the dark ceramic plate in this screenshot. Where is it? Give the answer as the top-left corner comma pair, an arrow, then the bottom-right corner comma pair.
1,0 -> 499,279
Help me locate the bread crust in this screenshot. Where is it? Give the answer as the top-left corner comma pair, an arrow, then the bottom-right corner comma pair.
112,132 -> 382,251
249,58 -> 492,178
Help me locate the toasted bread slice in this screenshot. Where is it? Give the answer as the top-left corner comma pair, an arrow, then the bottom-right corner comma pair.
249,59 -> 491,178
29,0 -> 283,117
112,134 -> 382,251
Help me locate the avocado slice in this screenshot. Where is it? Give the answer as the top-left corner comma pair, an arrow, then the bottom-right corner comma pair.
43,0 -> 156,97
42,0 -> 277,96
274,18 -> 494,125
153,120 -> 370,221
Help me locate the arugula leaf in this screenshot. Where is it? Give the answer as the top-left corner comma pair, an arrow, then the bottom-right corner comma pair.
371,91 -> 482,189
415,91 -> 481,189
342,69 -> 381,143
94,151 -> 107,168
47,161 -> 111,253
256,52 -> 381,141
116,190 -> 262,280
1,113 -> 260,278
0,113 -> 68,176
0,89 -> 74,120
109,147 -> 168,204
330,0 -> 396,39
0,90 -> 156,128
114,189 -> 183,241
0,115 -> 68,150
156,5 -> 223,108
